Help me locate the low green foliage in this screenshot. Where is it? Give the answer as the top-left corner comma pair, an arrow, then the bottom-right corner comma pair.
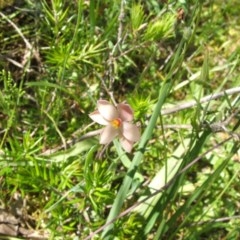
0,0 -> 240,239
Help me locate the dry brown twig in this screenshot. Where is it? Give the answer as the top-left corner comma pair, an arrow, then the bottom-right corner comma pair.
0,11 -> 42,71
161,86 -> 240,115
101,0 -> 127,105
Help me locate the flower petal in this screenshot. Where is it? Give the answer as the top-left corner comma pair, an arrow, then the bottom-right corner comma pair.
97,100 -> 118,121
120,138 -> 134,153
89,110 -> 109,125
117,103 -> 134,122
100,125 -> 118,144
122,122 -> 140,142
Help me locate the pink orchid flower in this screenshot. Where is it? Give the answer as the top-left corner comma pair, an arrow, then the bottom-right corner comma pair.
89,100 -> 140,152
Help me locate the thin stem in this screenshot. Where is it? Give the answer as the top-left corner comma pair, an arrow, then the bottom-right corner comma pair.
161,86 -> 240,115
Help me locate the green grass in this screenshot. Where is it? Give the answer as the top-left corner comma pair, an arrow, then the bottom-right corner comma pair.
0,0 -> 240,239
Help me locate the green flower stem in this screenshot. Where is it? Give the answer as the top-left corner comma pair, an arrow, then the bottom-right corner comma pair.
102,38 -> 187,238
101,80 -> 172,238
